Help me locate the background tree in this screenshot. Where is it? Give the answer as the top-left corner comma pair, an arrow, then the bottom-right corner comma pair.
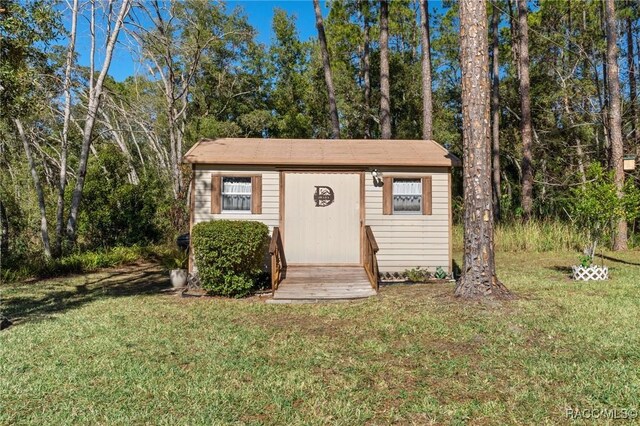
361,0 -> 373,138
0,0 -> 60,258
379,0 -> 391,139
517,0 -> 534,220
269,9 -> 313,138
1,0 -> 639,277
128,0 -> 220,201
419,0 -> 433,140
627,4 -> 638,149
313,0 -> 340,138
490,1 -> 501,220
65,0 -> 133,243
605,0 -> 628,250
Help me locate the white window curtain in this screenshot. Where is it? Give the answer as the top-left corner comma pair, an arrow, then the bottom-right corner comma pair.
222,177 -> 251,211
393,179 -> 422,213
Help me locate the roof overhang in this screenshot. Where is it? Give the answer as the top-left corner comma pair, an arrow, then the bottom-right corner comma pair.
183,138 -> 461,168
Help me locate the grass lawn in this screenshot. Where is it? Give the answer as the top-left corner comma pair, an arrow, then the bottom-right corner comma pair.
1,251 -> 640,425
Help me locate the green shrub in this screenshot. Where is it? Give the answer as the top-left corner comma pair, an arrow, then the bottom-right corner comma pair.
77,145 -> 168,249
403,267 -> 431,282
191,220 -> 270,297
0,245 -> 158,283
570,163 -> 640,257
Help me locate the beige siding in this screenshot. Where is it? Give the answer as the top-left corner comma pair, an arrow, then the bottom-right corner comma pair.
365,169 -> 450,273
193,164 -> 451,274
193,165 -> 280,229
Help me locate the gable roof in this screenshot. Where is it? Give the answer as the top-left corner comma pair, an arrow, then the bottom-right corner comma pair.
183,138 -> 461,168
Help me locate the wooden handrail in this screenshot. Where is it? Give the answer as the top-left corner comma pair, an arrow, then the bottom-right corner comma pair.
269,227 -> 286,293
365,225 -> 379,253
363,225 -> 379,290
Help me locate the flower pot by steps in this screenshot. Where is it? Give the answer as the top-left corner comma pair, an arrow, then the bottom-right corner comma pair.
571,265 -> 608,281
170,269 -> 188,288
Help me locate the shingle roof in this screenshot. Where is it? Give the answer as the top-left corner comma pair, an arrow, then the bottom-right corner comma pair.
183,138 -> 461,167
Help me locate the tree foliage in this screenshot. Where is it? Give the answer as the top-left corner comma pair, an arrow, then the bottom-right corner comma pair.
1,0 -> 639,267
571,163 -> 640,256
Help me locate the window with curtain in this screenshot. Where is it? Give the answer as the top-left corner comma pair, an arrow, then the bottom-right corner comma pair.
222,177 -> 252,211
393,178 -> 422,213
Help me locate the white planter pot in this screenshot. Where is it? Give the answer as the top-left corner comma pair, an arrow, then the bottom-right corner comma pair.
571,265 -> 609,281
170,269 -> 188,288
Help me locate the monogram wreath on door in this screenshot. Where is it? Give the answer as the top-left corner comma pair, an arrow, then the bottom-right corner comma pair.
314,186 -> 334,207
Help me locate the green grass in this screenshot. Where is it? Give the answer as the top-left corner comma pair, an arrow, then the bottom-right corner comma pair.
1,251 -> 640,425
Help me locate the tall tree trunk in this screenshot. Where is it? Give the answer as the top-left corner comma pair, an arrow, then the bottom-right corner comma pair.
15,119 -> 51,259
419,0 -> 433,140
490,1 -> 501,221
99,109 -> 139,184
600,0 -> 611,164
0,200 -> 8,259
561,82 -> 588,187
313,0 -> 340,139
55,0 -> 79,257
605,0 -> 628,250
455,0 -> 510,299
627,13 -> 639,148
379,0 -> 392,139
563,0 -> 587,188
507,0 -> 520,79
517,0 -> 534,220
66,0 -> 132,242
362,3 -> 372,139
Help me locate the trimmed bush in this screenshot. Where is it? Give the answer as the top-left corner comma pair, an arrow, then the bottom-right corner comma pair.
191,220 -> 270,297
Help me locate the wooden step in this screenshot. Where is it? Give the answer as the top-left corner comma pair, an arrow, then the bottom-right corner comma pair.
272,265 -> 377,302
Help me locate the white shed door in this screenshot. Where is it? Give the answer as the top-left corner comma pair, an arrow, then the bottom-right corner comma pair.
284,173 -> 360,264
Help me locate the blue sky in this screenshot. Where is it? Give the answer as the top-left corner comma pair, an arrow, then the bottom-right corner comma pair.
228,0 -> 319,45
72,1 -> 326,82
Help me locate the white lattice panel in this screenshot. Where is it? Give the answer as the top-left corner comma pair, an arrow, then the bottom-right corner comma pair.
571,265 -> 609,281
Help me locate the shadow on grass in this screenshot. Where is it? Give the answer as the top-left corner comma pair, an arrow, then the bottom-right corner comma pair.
599,254 -> 640,267
549,265 -> 573,277
3,264 -> 170,326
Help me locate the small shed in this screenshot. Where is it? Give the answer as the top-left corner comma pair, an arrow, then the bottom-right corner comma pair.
184,138 -> 460,299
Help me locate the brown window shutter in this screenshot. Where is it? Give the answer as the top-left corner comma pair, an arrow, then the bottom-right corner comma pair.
382,176 -> 393,215
422,176 -> 432,215
211,175 -> 221,214
251,175 -> 262,214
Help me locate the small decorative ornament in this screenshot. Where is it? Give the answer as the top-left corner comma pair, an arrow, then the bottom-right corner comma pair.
314,186 -> 335,207
434,266 -> 447,280
571,265 -> 609,281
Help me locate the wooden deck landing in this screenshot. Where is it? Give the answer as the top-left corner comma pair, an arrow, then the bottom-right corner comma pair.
269,266 -> 377,303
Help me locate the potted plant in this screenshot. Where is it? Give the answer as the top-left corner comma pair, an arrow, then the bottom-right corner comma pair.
169,250 -> 189,289
569,163 -> 640,281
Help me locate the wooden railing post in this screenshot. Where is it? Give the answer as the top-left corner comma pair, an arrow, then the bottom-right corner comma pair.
363,225 -> 379,290
269,227 -> 286,294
